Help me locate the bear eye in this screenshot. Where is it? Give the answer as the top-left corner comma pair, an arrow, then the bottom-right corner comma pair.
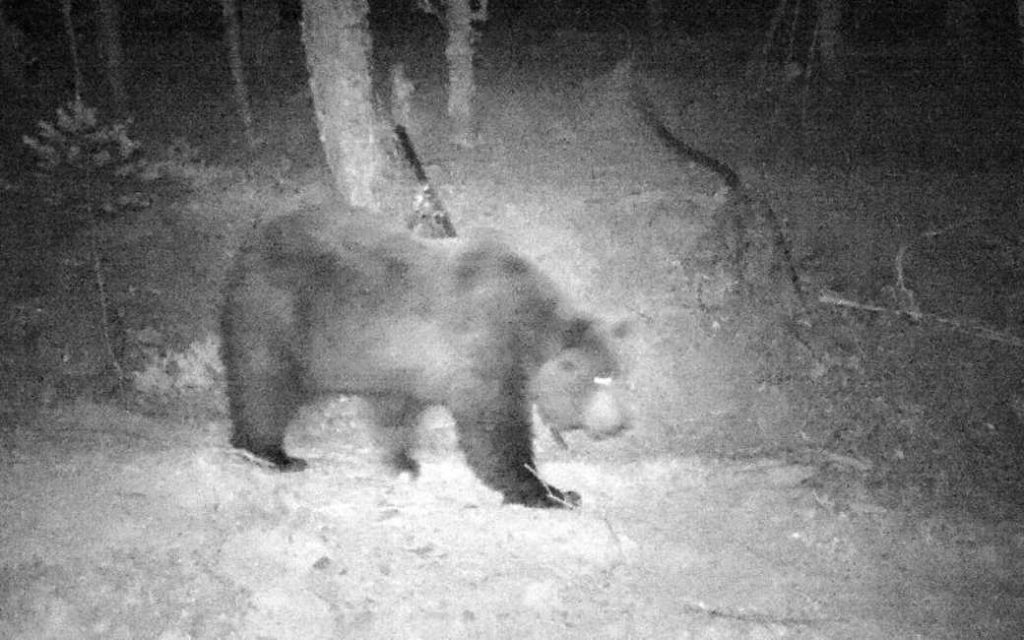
593,376 -> 613,386
563,317 -> 593,348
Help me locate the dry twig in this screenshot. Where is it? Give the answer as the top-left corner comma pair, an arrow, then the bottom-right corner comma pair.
90,233 -> 126,382
524,463 -> 578,509
819,292 -> 1024,348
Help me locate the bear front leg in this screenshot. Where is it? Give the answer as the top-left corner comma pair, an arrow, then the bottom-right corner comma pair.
225,344 -> 307,471
449,392 -> 580,508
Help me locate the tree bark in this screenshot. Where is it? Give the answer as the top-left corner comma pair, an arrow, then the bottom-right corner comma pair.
301,0 -> 379,208
96,0 -> 127,113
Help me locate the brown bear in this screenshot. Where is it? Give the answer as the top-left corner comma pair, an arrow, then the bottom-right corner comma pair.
220,209 -> 626,508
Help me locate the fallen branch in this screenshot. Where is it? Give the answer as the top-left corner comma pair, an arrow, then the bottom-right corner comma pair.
892,243 -> 920,320
819,292 -> 1024,348
678,599 -> 824,627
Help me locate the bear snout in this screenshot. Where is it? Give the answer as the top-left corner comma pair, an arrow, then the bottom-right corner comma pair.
581,382 -> 628,438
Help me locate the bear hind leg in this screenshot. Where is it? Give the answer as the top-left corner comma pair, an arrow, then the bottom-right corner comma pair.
366,394 -> 426,476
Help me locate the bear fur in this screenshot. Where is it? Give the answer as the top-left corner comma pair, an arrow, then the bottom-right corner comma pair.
220,210 -> 625,508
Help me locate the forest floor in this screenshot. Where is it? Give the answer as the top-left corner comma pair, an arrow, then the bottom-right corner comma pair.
1,26 -> 1023,639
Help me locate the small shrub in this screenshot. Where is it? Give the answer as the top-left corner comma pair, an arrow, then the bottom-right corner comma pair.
23,98 -> 140,174
132,335 -> 222,396
22,98 -> 150,233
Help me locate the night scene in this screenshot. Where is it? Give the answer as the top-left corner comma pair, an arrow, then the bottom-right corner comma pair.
1,1 -> 1022,637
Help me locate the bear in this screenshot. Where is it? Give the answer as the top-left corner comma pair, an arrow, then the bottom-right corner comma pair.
220,209 -> 626,508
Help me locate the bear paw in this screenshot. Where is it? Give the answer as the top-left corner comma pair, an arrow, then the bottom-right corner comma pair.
504,485 -> 581,509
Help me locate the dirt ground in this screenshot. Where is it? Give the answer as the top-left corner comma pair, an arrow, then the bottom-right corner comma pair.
2,22 -> 1023,640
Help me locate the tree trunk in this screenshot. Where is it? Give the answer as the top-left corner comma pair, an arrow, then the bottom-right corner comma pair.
815,0 -> 844,79
646,0 -> 665,36
60,0 -> 84,100
220,0 -> 257,148
0,3 -> 25,92
1017,0 -> 1024,68
96,0 -> 127,113
753,0 -> 789,82
445,0 -> 485,147
301,0 -> 379,209
241,0 -> 280,85
945,0 -> 974,71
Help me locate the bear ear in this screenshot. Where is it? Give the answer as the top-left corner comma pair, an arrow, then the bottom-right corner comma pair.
609,318 -> 632,340
558,357 -> 579,374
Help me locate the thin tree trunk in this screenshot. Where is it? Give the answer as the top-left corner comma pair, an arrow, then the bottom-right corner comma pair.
0,3 -> 25,92
754,0 -> 789,82
445,0 -> 485,147
59,0 -> 84,100
301,0 -> 379,209
96,0 -> 127,113
945,0 -> 974,71
241,0 -> 280,84
1017,0 -> 1024,68
815,0 -> 844,79
646,0 -> 665,36
220,0 -> 257,148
